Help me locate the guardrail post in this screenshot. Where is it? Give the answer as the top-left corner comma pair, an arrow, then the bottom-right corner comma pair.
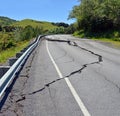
20,48 -> 27,52
8,58 -> 18,66
16,52 -> 23,58
0,66 -> 10,79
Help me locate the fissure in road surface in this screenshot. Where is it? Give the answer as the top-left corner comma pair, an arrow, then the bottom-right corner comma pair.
46,38 -> 103,62
46,38 -> 120,93
2,37 -> 120,116
27,38 -> 103,95
4,38 -> 103,104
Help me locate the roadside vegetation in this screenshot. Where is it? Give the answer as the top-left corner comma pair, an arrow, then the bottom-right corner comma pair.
0,41 -> 29,64
68,0 -> 120,45
0,17 -> 70,64
0,26 -> 37,64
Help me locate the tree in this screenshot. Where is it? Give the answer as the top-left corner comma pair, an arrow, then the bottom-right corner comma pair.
69,0 -> 120,32
19,25 -> 34,40
52,22 -> 69,28
0,25 -> 2,31
3,26 -> 16,32
65,24 -> 77,34
18,25 -> 44,41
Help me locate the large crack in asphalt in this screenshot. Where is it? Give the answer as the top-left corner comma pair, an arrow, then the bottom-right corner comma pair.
27,38 -> 120,96
46,38 -> 120,93
3,37 -> 120,115
24,38 -> 103,96
46,38 -> 103,62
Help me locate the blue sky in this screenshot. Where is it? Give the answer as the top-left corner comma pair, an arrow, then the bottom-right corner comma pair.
0,0 -> 79,24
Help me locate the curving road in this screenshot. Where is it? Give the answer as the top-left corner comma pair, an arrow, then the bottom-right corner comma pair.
1,35 -> 120,116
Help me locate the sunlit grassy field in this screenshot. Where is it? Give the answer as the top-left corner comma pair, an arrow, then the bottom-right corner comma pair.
92,38 -> 120,49
12,19 -> 57,30
73,30 -> 120,48
0,41 -> 29,64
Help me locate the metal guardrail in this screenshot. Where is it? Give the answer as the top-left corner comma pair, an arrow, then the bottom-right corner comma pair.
0,35 -> 43,98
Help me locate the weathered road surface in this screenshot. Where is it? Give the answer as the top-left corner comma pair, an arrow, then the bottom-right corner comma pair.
1,35 -> 120,116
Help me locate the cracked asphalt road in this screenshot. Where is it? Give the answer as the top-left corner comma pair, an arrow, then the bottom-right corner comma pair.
1,35 -> 120,116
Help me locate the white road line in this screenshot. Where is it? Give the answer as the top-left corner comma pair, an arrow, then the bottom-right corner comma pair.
46,41 -> 91,116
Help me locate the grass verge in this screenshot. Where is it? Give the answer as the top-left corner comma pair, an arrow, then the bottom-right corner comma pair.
0,41 -> 29,64
92,38 -> 120,49
73,30 -> 120,49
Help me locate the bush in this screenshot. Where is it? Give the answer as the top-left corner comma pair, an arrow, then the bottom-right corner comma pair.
114,31 -> 120,38
18,25 -> 44,41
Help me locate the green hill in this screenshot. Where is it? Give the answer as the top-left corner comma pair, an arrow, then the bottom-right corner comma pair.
12,19 -> 57,30
0,16 -> 17,26
0,16 -> 58,31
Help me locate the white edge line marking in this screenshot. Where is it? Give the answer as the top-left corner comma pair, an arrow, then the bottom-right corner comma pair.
46,40 -> 91,116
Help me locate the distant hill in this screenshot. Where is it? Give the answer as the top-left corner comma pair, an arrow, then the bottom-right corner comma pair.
0,16 -> 69,32
12,19 -> 57,30
0,16 -> 17,26
0,16 -> 58,31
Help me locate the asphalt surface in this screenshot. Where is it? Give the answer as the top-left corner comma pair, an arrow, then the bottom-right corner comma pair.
0,35 -> 120,116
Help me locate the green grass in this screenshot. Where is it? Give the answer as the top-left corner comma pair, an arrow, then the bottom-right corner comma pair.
0,16 -> 17,26
92,38 -> 120,49
73,30 -> 85,38
0,16 -> 58,31
0,41 -> 29,64
12,19 -> 57,30
73,30 -> 120,48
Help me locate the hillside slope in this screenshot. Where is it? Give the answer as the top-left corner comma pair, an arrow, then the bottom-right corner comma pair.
0,16 -> 17,26
12,19 -> 57,30
0,16 -> 58,31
